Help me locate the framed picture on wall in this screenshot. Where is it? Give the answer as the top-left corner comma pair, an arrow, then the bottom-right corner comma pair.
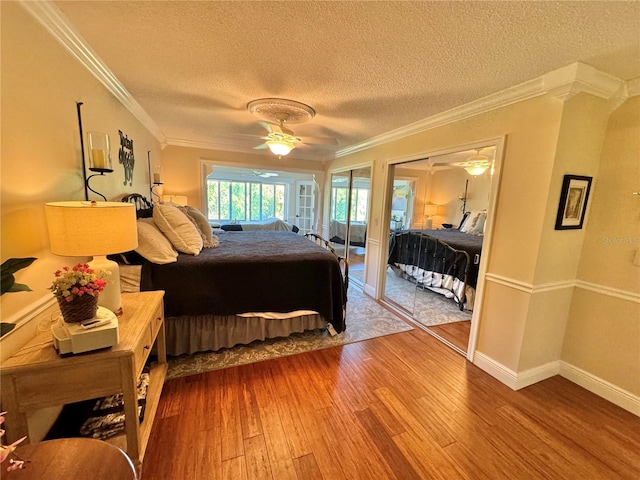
554,174 -> 593,230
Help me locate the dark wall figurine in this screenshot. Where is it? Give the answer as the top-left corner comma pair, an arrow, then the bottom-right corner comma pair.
118,130 -> 135,186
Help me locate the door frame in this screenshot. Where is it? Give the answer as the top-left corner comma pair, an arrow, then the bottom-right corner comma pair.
378,136 -> 506,362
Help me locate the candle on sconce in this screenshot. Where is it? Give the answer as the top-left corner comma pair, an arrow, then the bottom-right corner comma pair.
91,149 -> 106,169
153,173 -> 161,183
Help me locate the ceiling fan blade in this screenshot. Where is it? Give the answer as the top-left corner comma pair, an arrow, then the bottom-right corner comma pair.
253,143 -> 269,150
258,121 -> 276,133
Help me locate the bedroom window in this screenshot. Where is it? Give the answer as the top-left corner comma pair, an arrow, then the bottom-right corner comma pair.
206,179 -> 286,222
331,187 -> 368,222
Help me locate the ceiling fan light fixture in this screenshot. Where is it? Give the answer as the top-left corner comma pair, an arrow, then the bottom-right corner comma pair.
266,140 -> 295,156
464,164 -> 490,176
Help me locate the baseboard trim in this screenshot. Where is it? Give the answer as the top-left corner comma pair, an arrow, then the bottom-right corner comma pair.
472,352 -> 519,389
363,283 -> 376,298
473,352 -> 639,416
559,362 -> 640,416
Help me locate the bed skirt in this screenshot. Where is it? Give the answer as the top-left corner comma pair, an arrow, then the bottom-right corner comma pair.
393,262 -> 476,311
165,313 -> 328,356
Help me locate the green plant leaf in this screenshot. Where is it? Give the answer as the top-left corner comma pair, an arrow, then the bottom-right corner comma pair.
1,257 -> 37,295
9,282 -> 32,293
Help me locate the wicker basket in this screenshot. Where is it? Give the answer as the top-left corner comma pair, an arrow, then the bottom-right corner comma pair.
57,295 -> 99,323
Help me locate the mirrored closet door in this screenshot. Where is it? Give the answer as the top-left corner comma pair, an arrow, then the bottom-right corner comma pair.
329,167 -> 371,287
383,145 -> 497,354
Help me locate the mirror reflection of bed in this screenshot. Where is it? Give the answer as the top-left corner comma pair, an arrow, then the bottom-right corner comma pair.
383,146 -> 495,354
329,167 -> 371,288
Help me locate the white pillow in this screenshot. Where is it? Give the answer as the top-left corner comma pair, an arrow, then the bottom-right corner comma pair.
153,203 -> 203,255
135,218 -> 178,264
460,211 -> 486,235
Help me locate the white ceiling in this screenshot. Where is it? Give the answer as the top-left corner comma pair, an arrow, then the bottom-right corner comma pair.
48,1 -> 640,162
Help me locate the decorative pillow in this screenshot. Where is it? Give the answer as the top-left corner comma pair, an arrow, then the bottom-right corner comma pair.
178,205 -> 219,248
460,211 -> 487,235
153,203 -> 203,255
135,218 -> 178,264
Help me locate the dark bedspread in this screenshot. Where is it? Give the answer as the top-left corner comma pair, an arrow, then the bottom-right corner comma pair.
140,231 -> 346,333
388,229 -> 484,288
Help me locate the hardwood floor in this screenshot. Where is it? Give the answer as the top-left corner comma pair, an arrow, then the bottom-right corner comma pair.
427,320 -> 471,352
142,329 -> 640,479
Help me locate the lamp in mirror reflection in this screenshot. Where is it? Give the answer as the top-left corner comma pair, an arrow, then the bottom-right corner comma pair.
423,203 -> 441,229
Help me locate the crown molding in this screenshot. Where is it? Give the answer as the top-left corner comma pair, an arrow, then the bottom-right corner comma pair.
336,62 -> 629,159
20,0 -> 168,147
21,2 -> 634,161
543,62 -> 625,101
627,77 -> 640,97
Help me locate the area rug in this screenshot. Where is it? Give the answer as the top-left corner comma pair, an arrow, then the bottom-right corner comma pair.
166,286 -> 413,379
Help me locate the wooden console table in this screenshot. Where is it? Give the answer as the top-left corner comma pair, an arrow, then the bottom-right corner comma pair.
0,291 -> 167,472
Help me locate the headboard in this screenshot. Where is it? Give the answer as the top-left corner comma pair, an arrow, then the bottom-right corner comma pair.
122,193 -> 153,218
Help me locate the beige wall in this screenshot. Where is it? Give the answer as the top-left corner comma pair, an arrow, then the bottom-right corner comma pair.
430,167 -> 492,226
1,3 -> 162,321
328,90 -> 639,399
562,96 -> 640,395
160,145 -> 325,218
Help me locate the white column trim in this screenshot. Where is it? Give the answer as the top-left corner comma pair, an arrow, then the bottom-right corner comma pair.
575,280 -> 640,304
484,273 -> 639,303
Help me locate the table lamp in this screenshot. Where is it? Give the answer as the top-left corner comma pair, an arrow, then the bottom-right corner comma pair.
45,201 -> 138,315
423,203 -> 440,229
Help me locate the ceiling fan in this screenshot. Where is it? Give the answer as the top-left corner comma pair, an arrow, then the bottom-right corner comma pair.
247,98 -> 336,157
252,170 -> 278,178
454,147 -> 494,176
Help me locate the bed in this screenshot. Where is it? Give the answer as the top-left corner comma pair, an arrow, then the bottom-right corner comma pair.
118,195 -> 347,355
387,212 -> 485,311
219,217 -> 299,233
329,219 -> 367,247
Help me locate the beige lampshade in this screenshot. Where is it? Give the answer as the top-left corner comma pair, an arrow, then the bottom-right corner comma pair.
45,201 -> 138,256
423,203 -> 440,217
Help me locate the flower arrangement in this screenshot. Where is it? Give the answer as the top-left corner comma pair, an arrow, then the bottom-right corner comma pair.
0,412 -> 27,471
50,263 -> 108,303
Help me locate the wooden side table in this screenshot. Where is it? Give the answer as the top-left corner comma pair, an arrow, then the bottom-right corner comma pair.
0,291 -> 166,472
1,437 -> 137,479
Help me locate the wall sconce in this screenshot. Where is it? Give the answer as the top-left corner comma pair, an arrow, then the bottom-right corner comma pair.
151,167 -> 163,202
423,203 -> 440,229
77,102 -> 113,201
459,179 -> 469,214
84,132 -> 113,201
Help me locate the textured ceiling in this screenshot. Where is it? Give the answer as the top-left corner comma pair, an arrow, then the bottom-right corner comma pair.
52,1 -> 640,161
